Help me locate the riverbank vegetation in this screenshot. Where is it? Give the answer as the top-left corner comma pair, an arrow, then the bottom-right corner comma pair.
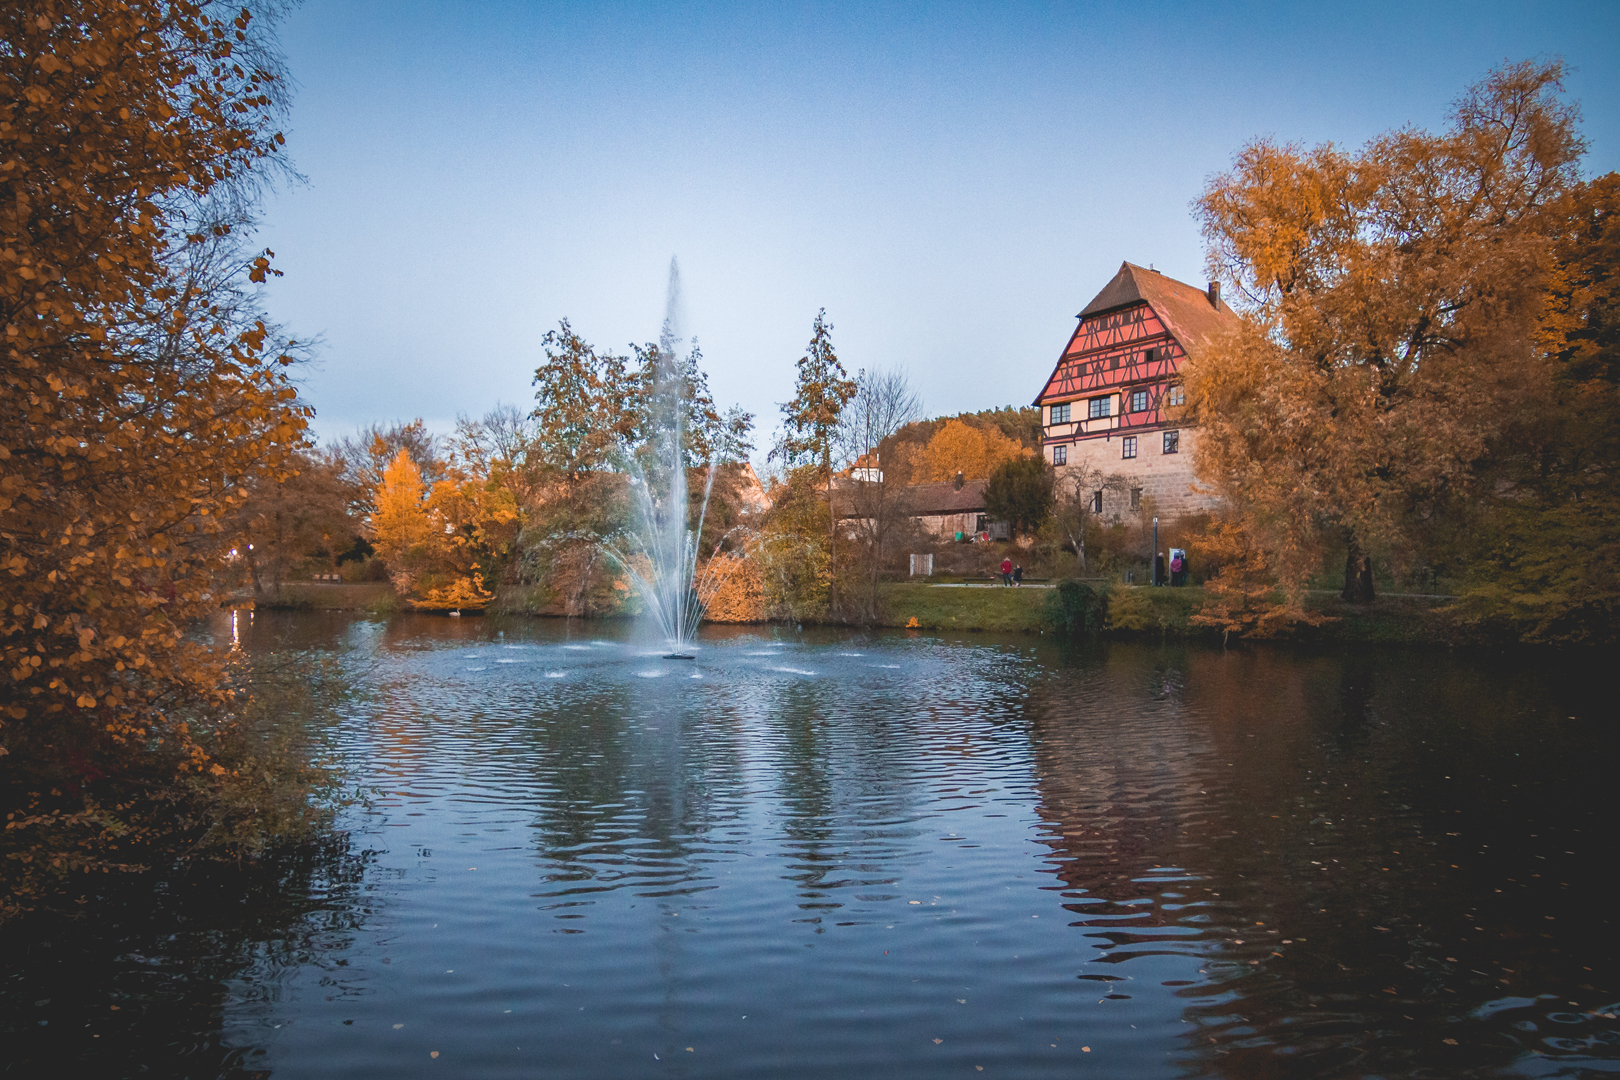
0,0 -> 341,920
1186,61 -> 1617,644
225,60 -> 1613,651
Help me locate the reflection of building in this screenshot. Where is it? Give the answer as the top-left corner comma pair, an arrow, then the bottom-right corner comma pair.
1033,262 -> 1238,519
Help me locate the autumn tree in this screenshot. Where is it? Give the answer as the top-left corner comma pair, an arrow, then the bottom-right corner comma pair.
1,0 -> 314,912
630,336 -> 755,467
1187,60 -> 1583,606
453,403 -> 541,510
1462,172 -> 1620,641
1189,519 -> 1327,644
523,320 -> 754,617
910,418 -> 1029,483
531,320 -> 641,479
772,310 -> 857,613
757,465 -> 834,622
227,449 -> 360,597
371,450 -> 435,593
365,448 -> 508,610
333,418 -> 446,518
776,310 -> 857,477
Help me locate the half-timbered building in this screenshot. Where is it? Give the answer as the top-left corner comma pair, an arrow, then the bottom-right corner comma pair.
1033,262 -> 1238,519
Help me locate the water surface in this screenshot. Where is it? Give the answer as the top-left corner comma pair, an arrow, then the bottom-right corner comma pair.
4,613 -> 1615,1078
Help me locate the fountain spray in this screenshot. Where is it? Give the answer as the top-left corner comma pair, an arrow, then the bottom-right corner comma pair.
603,258 -> 730,658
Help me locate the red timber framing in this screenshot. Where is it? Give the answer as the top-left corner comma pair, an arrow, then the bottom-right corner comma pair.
1036,304 -> 1181,442
1033,262 -> 1234,452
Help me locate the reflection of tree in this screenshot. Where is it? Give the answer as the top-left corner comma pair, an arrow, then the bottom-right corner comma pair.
763,656 -> 983,926
520,682 -> 749,904
0,835 -> 368,1074
1024,641 -> 1614,1078
773,685 -> 839,922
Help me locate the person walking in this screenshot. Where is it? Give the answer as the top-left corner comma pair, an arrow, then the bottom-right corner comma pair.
1169,550 -> 1184,587
1000,557 -> 1013,586
1013,565 -> 1024,587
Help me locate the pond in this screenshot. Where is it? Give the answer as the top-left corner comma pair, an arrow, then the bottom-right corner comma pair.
3,613 -> 1616,1078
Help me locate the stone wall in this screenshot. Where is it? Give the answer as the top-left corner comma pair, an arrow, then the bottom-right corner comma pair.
1045,426 -> 1219,521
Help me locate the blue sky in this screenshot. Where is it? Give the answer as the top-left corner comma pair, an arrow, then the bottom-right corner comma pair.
257,1 -> 1620,456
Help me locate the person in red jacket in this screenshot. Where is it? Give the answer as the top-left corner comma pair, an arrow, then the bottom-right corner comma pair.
1000,557 -> 1013,586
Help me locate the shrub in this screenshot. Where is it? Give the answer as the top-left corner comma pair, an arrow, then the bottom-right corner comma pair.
1047,580 -> 1108,634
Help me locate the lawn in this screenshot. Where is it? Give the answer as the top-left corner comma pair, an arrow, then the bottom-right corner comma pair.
877,581 -> 1059,633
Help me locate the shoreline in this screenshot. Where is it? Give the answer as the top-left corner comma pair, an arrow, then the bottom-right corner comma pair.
246,579 -> 1521,647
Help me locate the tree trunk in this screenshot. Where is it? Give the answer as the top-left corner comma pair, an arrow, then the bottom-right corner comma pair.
823,472 -> 840,620
1341,536 -> 1376,603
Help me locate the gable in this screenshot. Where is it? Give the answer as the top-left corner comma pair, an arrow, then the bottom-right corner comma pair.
1033,262 -> 1239,407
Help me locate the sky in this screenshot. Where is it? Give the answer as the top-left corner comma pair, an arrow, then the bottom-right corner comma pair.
255,0 -> 1620,457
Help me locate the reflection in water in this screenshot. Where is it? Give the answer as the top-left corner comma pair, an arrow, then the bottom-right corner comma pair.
1028,644 -> 1618,1077
2,614 -> 1614,1079
0,836 -> 370,1077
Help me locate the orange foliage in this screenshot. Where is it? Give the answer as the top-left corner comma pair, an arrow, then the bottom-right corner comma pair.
1189,518 -> 1329,642
909,419 -> 1029,482
1,1 -> 308,910
1189,62 -> 1581,597
372,450 -> 434,588
700,553 -> 764,623
369,450 -> 513,611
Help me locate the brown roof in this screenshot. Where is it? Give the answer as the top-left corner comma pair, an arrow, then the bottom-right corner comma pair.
832,478 -> 987,519
1077,261 -> 1239,360
904,479 -> 987,515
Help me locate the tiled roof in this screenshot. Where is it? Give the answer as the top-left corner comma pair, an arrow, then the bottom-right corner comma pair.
832,479 -> 987,518
1078,262 -> 1239,359
906,479 -> 987,515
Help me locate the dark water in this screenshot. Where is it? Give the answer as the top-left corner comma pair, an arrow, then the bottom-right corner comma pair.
3,613 -> 1616,1079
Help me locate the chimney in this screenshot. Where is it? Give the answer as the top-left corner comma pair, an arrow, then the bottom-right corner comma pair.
1208,281 -> 1222,309
953,470 -> 965,491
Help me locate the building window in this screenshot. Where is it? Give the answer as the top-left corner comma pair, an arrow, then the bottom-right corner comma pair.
1163,430 -> 1180,454
1144,347 -> 1156,364
1129,388 -> 1148,413
1052,445 -> 1068,465
1130,487 -> 1142,511
1091,490 -> 1103,514
1050,402 -> 1070,424
1167,384 -> 1185,407
1088,396 -> 1112,419
1122,436 -> 1137,459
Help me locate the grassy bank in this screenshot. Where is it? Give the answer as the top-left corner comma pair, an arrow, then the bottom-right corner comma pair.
877,581 -> 1480,644
252,583 -> 401,614
877,582 -> 1061,633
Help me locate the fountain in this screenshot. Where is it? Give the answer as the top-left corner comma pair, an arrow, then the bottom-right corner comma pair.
604,258 -> 736,659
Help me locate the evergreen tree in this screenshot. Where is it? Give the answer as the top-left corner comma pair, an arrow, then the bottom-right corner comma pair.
773,310 -> 857,612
